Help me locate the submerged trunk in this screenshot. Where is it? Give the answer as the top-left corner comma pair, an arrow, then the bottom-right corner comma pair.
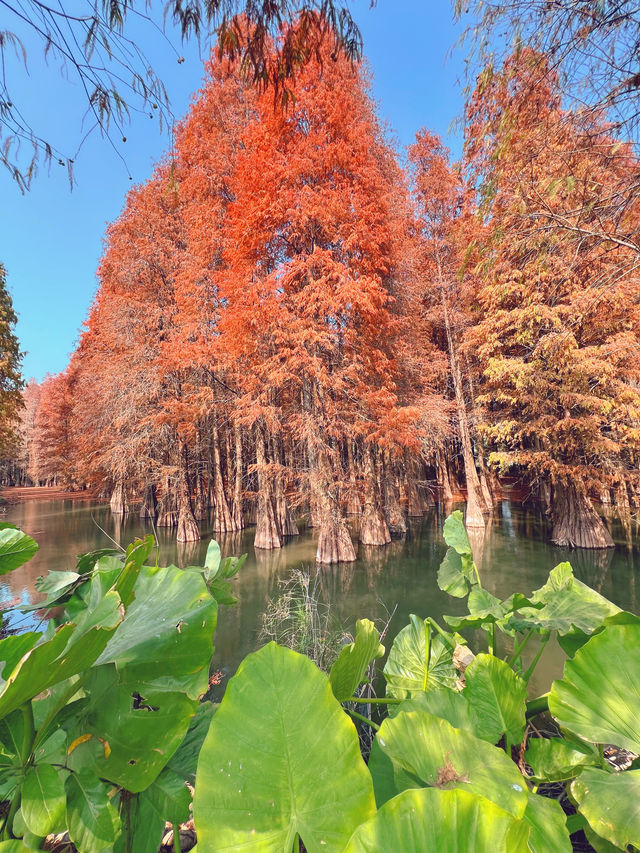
139,482 -> 157,519
360,444 -> 391,546
176,443 -> 200,543
436,448 -> 454,503
552,481 -> 614,549
254,426 -> 281,550
231,423 -> 245,531
110,480 -> 129,515
383,453 -> 407,535
345,440 -> 362,516
440,280 -> 489,523
157,474 -> 178,527
311,454 -> 356,564
272,436 -> 299,537
614,480 -> 630,510
212,416 -> 234,533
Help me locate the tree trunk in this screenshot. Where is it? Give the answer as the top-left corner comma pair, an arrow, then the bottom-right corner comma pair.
272,436 -> 298,536
254,426 -> 281,550
311,452 -> 356,563
383,452 -> 407,535
176,443 -> 200,543
345,440 -> 362,515
212,415 -> 234,533
436,448 -> 454,503
614,480 -> 630,510
139,482 -> 157,519
441,280 -> 489,520
231,422 -> 245,531
110,480 -> 129,515
552,481 -> 614,549
157,474 -> 178,527
360,444 -> 391,546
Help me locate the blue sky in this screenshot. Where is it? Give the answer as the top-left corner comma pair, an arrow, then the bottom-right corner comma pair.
1,2 -> 468,382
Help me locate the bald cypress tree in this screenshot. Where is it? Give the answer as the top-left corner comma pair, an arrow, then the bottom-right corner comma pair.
0,264 -> 23,466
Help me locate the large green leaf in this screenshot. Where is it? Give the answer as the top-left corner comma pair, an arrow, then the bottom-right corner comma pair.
549,624 -> 640,753
374,708 -> 528,818
525,737 -> 598,783
523,793 -> 572,853
384,615 -> 456,701
65,769 -> 119,853
396,689 -> 477,737
143,766 -> 191,825
572,767 -> 640,850
21,763 -> 66,836
167,700 -> 216,782
96,564 -> 217,698
443,511 -> 472,555
505,564 -> 619,647
444,588 -> 509,631
329,619 -> 384,702
0,585 -> 122,720
194,643 -> 375,852
72,663 -> 198,792
463,654 -> 527,744
343,787 -> 529,853
0,528 -> 38,574
437,548 -> 476,598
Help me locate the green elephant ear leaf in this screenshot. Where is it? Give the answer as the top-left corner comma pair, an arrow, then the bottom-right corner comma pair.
395,689 -> 476,736
549,624 -> 640,753
329,619 -> 384,702
384,615 -> 456,701
21,763 -> 66,837
0,528 -> 38,574
65,769 -> 119,853
96,564 -> 217,699
463,654 -> 527,745
505,563 -> 619,645
572,767 -> 640,850
374,709 -> 528,818
523,792 -> 572,853
443,511 -> 472,555
343,787 -> 530,853
525,737 -> 598,783
194,643 -> 375,852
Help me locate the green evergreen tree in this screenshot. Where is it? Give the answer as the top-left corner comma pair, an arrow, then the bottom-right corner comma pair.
0,264 -> 24,461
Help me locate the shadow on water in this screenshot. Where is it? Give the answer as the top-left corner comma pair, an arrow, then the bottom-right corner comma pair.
1,497 -> 638,696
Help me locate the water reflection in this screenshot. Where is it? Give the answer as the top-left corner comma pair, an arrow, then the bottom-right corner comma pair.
1,498 -> 638,696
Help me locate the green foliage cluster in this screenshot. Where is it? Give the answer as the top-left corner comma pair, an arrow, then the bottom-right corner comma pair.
0,513 -> 637,851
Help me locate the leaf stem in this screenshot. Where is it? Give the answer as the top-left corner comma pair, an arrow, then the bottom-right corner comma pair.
507,629 -> 534,667
522,633 -> 550,684
427,617 -> 455,648
346,708 -> 380,732
525,692 -> 550,719
173,822 -> 181,853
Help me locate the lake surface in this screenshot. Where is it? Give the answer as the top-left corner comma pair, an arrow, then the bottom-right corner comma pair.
1,497 -> 638,699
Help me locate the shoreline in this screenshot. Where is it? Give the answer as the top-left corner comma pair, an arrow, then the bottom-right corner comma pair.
0,486 -> 102,505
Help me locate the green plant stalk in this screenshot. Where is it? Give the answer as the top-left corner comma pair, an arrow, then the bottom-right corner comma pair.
3,700 -> 36,839
346,708 -> 380,732
525,693 -> 550,719
423,622 -> 431,690
173,822 -> 180,853
121,790 -> 134,853
507,629 -> 534,667
488,622 -> 497,657
427,617 -> 455,649
522,633 -> 550,684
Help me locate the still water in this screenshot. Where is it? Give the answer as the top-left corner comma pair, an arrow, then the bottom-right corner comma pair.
1,497 -> 639,698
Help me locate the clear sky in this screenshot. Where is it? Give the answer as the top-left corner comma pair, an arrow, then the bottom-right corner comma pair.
1,1 -> 469,382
